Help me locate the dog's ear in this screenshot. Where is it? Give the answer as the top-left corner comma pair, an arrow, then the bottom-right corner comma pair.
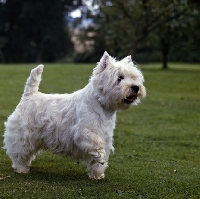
121,55 -> 132,64
99,51 -> 110,70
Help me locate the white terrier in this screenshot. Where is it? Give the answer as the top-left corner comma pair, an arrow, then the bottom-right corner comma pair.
3,52 -> 146,179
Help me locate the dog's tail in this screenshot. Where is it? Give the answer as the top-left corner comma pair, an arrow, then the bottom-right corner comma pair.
23,64 -> 44,96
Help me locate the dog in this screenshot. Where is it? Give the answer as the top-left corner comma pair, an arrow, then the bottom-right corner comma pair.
3,52 -> 146,179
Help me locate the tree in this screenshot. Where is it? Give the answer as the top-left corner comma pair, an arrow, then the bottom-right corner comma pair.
0,0 -> 82,63
168,1 -> 200,63
73,5 -> 107,63
99,0 -> 188,67
77,0 -> 188,67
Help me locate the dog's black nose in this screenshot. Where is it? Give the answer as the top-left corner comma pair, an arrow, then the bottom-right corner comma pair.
131,85 -> 139,94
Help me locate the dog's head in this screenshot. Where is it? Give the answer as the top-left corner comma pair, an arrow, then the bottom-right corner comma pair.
90,51 -> 146,110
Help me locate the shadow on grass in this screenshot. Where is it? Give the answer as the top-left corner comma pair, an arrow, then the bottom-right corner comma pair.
22,166 -> 88,183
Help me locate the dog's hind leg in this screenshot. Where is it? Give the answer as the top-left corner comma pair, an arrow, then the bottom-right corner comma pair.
23,64 -> 44,96
3,118 -> 39,173
4,135 -> 32,173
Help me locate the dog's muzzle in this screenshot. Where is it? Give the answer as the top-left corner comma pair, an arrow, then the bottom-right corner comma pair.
131,85 -> 139,94
123,85 -> 139,105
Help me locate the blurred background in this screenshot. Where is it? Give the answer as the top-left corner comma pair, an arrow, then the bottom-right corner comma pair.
0,0 -> 199,68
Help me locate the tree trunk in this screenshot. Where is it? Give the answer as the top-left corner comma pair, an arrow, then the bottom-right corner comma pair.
36,42 -> 44,62
161,37 -> 170,69
130,41 -> 137,60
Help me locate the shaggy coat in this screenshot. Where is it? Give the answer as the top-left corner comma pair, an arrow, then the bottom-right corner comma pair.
3,52 -> 146,179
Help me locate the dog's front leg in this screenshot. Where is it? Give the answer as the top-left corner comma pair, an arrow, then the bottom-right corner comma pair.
74,129 -> 108,179
85,135 -> 108,179
86,132 -> 107,165
74,128 -> 106,164
88,148 -> 106,165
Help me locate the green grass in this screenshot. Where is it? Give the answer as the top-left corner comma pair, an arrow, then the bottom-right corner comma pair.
0,63 -> 200,198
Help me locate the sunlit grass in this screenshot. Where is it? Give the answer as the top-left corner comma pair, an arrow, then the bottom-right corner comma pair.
0,63 -> 200,198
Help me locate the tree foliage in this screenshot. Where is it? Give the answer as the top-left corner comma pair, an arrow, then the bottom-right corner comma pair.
0,0 -> 82,62
76,0 -> 199,68
0,0 -> 199,65
100,0 -> 188,66
168,1 -> 200,63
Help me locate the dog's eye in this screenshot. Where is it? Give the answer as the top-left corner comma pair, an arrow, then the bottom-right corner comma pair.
118,75 -> 124,83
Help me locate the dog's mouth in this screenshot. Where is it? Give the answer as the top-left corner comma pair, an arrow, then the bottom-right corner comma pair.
123,94 -> 137,105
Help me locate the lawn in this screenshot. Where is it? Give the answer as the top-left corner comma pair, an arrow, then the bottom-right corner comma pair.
0,63 -> 200,198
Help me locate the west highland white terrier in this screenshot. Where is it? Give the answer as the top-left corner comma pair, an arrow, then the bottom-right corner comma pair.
3,52 -> 146,179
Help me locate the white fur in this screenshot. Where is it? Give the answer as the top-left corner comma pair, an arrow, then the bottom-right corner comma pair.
3,52 -> 146,179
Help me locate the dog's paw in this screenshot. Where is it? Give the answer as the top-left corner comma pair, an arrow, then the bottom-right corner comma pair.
89,149 -> 106,165
12,164 -> 30,174
88,173 -> 105,180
